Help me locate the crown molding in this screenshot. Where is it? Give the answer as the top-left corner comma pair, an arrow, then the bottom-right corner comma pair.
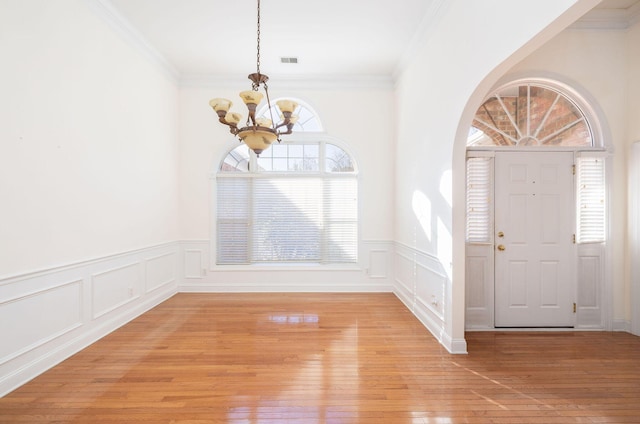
392,0 -> 449,82
85,0 -> 180,82
569,3 -> 640,30
180,73 -> 395,90
629,1 -> 640,25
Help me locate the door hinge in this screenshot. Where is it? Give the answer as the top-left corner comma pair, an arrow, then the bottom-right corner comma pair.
573,302 -> 577,313
573,234 -> 576,244
572,164 -> 576,175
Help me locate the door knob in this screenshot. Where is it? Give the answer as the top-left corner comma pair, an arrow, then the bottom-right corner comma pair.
497,231 -> 504,238
497,244 -> 506,251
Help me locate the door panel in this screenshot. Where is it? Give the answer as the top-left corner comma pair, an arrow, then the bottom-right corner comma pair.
495,152 -> 575,327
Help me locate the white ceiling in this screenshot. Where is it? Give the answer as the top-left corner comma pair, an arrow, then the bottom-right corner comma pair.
104,0 -> 640,81
106,0 -> 438,80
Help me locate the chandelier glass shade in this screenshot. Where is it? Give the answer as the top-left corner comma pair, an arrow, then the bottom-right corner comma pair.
209,0 -> 298,156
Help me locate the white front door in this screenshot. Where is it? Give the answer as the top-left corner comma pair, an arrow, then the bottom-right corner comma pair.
494,152 -> 575,327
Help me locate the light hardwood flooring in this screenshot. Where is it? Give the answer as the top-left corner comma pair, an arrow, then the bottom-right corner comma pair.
1,293 -> 639,423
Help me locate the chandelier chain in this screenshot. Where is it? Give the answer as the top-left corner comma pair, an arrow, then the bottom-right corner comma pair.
256,0 -> 261,77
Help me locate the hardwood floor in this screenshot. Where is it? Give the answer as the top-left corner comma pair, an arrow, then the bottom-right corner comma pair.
1,293 -> 639,423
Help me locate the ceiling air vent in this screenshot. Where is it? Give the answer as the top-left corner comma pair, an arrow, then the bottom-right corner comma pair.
280,57 -> 298,64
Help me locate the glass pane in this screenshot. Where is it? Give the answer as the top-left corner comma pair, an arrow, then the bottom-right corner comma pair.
325,144 -> 354,172
288,144 -> 303,157
271,143 -> 288,158
272,158 -> 287,171
537,96 -> 584,144
257,157 -> 272,171
467,127 -> 494,146
527,86 -> 558,137
220,144 -> 250,172
544,120 -> 592,147
256,100 -> 324,132
304,144 -> 319,157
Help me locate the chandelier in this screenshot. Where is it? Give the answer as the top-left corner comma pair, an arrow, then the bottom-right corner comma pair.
209,0 -> 298,156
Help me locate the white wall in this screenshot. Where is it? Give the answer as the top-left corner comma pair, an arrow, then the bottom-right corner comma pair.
628,20 -> 640,334
0,0 -> 180,279
393,0 -> 599,352
0,0 -> 181,396
178,81 -> 395,290
630,22 -> 640,143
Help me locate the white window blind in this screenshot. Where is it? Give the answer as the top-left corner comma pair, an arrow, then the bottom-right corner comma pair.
252,177 -> 323,262
217,178 -> 250,264
324,178 -> 358,263
466,157 -> 493,243
577,156 -> 606,243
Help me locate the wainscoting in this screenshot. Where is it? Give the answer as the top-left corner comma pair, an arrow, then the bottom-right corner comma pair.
392,242 -> 466,354
0,243 -> 179,396
179,240 -> 394,293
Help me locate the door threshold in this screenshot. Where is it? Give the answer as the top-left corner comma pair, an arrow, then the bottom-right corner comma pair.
493,326 -> 575,330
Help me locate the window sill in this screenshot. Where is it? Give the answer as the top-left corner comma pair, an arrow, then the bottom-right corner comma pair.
211,263 -> 362,272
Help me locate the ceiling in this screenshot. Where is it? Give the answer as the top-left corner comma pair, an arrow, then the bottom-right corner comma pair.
104,0 -> 639,82
106,0 -> 438,80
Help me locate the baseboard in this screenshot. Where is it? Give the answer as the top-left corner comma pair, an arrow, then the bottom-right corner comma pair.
180,282 -> 392,293
612,319 -> 631,332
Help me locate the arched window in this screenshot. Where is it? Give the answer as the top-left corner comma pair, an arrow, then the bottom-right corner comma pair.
216,133 -> 358,265
468,82 -> 594,147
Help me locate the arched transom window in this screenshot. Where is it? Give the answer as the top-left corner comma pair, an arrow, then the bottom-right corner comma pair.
468,83 -> 593,147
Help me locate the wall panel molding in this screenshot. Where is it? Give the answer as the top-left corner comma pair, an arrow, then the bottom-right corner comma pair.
0,280 -> 82,366
577,244 -> 605,329
392,242 -> 463,353
184,249 -> 205,279
465,243 -> 494,329
0,242 -> 179,397
145,252 -> 178,293
91,263 -> 141,319
181,240 -> 394,292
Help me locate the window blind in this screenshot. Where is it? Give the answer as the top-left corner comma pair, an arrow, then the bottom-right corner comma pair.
217,175 -> 357,264
577,156 -> 605,243
324,178 -> 358,263
217,178 -> 250,264
252,177 -> 323,262
466,157 -> 493,243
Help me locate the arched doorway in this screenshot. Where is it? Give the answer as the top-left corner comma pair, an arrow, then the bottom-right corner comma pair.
465,78 -> 610,329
